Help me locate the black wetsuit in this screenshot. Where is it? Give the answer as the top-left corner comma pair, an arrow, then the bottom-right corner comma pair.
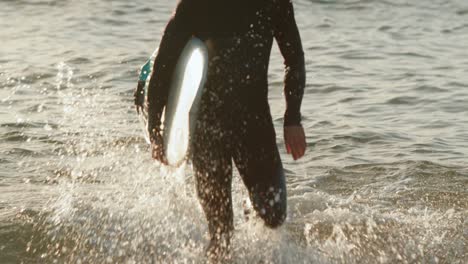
147,0 -> 305,247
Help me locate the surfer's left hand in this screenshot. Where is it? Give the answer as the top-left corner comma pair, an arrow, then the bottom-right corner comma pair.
150,131 -> 168,165
151,143 -> 168,165
284,125 -> 306,160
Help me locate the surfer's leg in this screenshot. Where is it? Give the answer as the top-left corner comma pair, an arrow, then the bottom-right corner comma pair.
192,132 -> 234,256
235,149 -> 287,228
233,115 -> 287,228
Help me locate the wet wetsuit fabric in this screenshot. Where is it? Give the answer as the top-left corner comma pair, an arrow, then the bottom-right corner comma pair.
147,0 -> 305,243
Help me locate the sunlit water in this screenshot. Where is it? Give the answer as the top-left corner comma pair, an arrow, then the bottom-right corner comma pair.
1,0 -> 467,263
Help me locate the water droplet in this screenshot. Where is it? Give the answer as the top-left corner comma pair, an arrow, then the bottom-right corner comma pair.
274,193 -> 280,202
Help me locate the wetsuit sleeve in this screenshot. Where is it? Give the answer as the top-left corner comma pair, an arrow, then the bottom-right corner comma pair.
147,0 -> 194,140
274,0 -> 306,126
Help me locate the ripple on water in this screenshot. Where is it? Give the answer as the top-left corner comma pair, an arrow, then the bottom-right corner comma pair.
0,131 -> 30,142
385,96 -> 419,105
456,9 -> 468,15
3,147 -> 42,157
338,96 -> 365,103
1,72 -> 55,85
333,130 -> 386,144
65,57 -> 92,65
413,84 -> 447,93
339,52 -> 385,61
385,51 -> 436,59
446,81 -> 468,88
0,122 -> 55,129
417,120 -> 453,129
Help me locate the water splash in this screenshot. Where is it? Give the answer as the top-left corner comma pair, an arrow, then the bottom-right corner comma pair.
55,62 -> 74,90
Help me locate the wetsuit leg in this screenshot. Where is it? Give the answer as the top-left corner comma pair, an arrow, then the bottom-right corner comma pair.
191,115 -> 234,253
232,112 -> 287,228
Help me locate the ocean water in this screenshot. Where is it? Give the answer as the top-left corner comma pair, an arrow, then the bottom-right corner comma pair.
1,0 -> 467,263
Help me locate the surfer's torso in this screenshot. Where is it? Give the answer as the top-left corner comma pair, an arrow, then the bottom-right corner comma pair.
147,0 -> 305,135
196,2 -> 275,121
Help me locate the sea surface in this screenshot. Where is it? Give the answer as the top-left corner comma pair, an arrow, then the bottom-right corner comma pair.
1,0 -> 467,263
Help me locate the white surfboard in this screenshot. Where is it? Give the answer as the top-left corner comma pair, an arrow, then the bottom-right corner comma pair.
136,37 -> 208,166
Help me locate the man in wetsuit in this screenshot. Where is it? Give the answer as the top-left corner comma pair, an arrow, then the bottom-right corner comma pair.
145,0 -> 306,257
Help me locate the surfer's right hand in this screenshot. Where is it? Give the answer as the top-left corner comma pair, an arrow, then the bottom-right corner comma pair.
284,125 -> 306,161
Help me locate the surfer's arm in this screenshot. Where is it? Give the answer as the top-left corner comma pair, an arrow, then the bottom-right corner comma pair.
274,0 -> 306,127
147,0 -> 193,141
275,0 -> 306,160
